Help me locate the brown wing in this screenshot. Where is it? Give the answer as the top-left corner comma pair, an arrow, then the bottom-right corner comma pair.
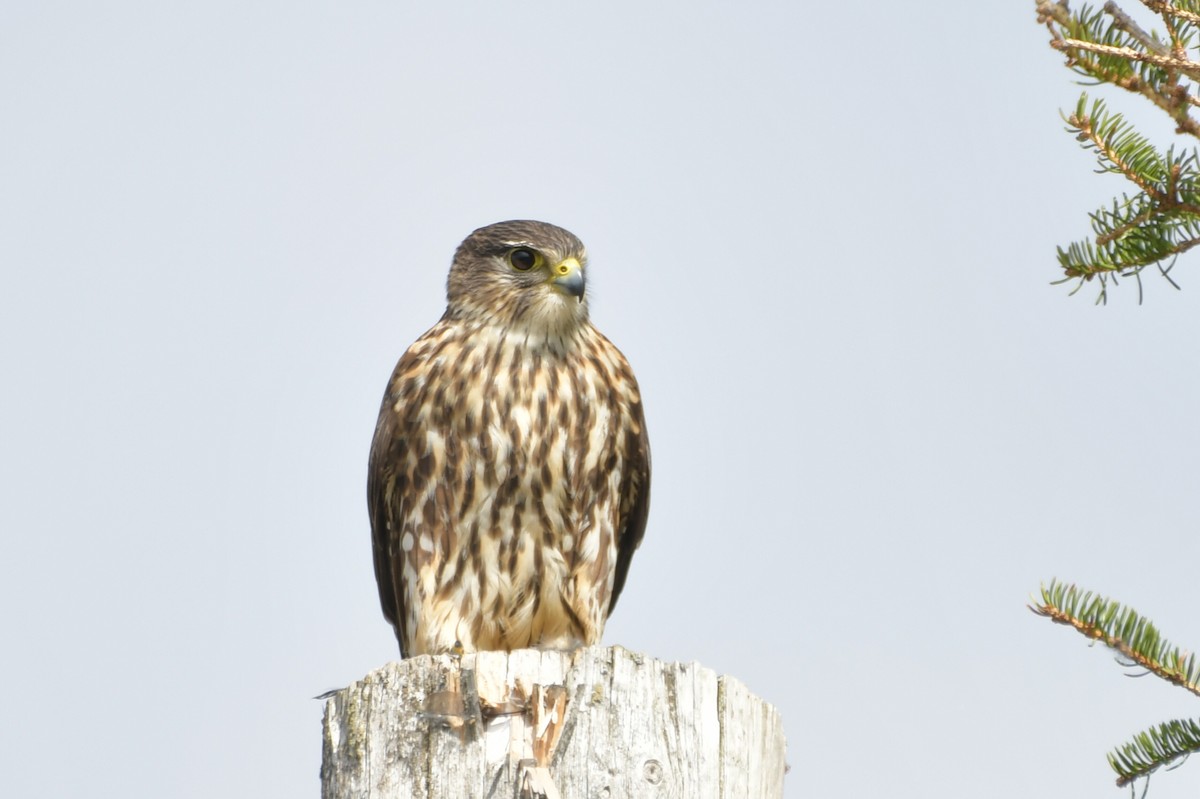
607,384 -> 651,617
367,350 -> 417,658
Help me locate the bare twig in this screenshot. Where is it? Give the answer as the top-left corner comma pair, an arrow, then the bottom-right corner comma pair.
1106,1 -> 1169,54
1036,0 -> 1072,27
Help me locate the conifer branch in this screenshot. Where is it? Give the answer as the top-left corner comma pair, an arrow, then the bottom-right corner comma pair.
1107,718 -> 1200,787
1032,579 -> 1200,787
1051,38 -> 1200,80
1145,0 -> 1200,26
1035,0 -> 1200,300
1030,580 -> 1200,698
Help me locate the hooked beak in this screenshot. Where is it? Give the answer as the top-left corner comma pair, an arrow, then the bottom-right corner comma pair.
550,257 -> 585,301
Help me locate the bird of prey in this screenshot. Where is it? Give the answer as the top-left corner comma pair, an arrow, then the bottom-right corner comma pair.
368,220 -> 651,658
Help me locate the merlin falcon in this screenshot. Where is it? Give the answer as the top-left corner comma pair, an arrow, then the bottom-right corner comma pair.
368,220 -> 651,658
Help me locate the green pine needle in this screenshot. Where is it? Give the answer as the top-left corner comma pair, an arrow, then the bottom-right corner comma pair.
1031,580 -> 1200,696
1032,579 -> 1200,787
1108,718 -> 1200,787
1037,0 -> 1200,300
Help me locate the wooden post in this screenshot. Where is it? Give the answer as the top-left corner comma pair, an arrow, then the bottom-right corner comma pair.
321,645 -> 786,798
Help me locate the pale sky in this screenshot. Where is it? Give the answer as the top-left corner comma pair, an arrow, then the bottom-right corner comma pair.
5,3 -> 1200,797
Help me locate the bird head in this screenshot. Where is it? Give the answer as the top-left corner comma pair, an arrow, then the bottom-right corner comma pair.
446,220 -> 590,338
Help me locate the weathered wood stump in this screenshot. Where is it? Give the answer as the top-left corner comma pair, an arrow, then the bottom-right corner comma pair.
321,645 -> 786,798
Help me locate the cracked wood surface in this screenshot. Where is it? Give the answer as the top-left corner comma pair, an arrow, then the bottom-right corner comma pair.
321,646 -> 786,798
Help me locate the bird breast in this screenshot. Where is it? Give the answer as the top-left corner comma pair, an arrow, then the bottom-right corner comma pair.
395,321 -> 629,653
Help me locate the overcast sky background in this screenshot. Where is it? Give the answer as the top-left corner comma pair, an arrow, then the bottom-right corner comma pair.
5,2 -> 1200,797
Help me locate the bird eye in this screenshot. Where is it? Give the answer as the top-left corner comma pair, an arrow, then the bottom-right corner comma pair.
508,248 -> 541,271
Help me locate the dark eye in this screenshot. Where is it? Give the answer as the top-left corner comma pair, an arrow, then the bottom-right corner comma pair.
508,248 -> 540,271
